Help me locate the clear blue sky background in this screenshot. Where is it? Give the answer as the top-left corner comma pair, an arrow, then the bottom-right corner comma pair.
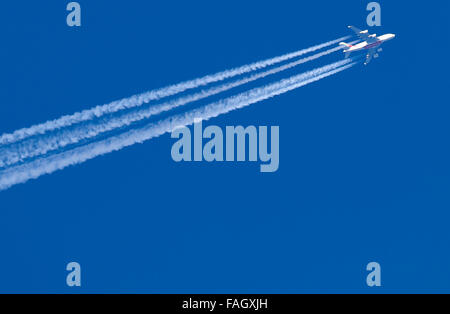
0,1 -> 449,293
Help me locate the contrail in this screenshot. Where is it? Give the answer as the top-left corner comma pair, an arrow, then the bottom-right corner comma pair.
0,44 -> 354,168
0,36 -> 350,146
0,59 -> 358,191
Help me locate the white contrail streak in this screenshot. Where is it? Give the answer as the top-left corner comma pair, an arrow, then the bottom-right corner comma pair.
0,59 -> 358,191
0,44 -> 354,168
0,36 -> 350,146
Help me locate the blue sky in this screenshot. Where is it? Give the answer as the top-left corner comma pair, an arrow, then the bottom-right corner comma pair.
0,1 -> 449,293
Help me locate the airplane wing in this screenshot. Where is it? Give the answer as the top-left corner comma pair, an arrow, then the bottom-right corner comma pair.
364,48 -> 376,65
348,25 -> 378,43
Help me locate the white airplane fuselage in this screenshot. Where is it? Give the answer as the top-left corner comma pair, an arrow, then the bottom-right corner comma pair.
344,33 -> 396,53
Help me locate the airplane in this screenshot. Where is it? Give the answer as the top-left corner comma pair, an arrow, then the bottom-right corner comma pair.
339,26 -> 396,65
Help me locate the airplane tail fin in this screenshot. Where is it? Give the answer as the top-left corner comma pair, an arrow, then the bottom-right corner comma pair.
339,42 -> 352,59
339,42 -> 352,50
